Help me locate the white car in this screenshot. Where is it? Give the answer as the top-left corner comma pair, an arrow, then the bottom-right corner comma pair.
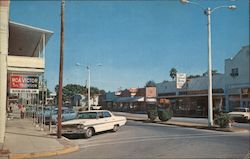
228,107 -> 250,122
61,110 -> 127,138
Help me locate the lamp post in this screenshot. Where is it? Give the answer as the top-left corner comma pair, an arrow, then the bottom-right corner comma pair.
87,66 -> 91,111
76,63 -> 102,111
180,0 -> 236,127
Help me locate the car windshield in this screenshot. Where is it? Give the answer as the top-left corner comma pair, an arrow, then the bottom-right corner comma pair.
78,112 -> 97,119
234,108 -> 247,112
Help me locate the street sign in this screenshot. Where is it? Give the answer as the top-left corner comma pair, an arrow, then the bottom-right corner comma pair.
9,75 -> 39,94
176,73 -> 186,89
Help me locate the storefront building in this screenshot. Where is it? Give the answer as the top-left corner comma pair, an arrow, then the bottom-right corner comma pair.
0,1 -> 53,144
102,46 -> 249,117
103,87 -> 157,113
157,45 -> 250,117
224,45 -> 250,111
157,75 -> 225,117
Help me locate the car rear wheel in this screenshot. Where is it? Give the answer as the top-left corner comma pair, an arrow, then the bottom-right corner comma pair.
84,128 -> 94,138
112,125 -> 119,132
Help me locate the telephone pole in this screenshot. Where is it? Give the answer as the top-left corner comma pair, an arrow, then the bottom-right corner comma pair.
57,0 -> 65,139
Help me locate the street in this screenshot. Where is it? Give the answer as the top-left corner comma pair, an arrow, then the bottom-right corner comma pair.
171,117 -> 250,130
42,120 -> 249,159
114,112 -> 250,130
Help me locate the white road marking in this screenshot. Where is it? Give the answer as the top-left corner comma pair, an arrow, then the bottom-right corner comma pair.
79,132 -> 247,149
82,132 -> 217,143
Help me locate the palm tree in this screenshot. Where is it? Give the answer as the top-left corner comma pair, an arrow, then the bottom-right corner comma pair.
145,80 -> 156,87
169,68 -> 177,80
203,69 -> 219,76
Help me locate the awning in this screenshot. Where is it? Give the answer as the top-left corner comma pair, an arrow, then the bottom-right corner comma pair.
146,98 -> 157,102
115,96 -> 144,103
8,21 -> 53,57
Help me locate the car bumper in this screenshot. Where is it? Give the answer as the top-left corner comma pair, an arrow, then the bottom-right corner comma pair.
62,127 -> 86,134
231,116 -> 249,122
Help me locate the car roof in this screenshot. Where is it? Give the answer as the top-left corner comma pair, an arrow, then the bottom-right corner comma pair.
234,107 -> 248,109
78,110 -> 110,113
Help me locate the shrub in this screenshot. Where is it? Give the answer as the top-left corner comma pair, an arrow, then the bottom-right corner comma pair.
214,112 -> 231,128
147,110 -> 158,121
157,109 -> 172,121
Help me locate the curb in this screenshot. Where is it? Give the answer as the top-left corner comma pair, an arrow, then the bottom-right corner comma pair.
126,117 -> 249,133
8,137 -> 79,159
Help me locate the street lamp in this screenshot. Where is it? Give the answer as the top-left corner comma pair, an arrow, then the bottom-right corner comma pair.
76,63 -> 102,111
87,66 -> 91,111
180,0 -> 236,127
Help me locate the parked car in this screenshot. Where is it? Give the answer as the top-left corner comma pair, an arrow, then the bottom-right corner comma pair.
50,108 -> 77,124
228,107 -> 250,122
37,107 -> 53,123
91,105 -> 102,110
61,110 -> 127,138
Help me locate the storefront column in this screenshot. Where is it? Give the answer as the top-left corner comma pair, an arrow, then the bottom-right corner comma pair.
0,0 -> 10,144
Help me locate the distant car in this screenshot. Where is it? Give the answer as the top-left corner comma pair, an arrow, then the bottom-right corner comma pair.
91,105 -> 102,110
228,107 -> 250,122
61,110 -> 127,138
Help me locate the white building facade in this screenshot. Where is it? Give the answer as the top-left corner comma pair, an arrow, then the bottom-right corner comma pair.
225,45 -> 250,111
0,0 -> 53,144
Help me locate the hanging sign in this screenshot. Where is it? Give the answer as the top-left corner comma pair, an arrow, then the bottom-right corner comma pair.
10,75 -> 39,94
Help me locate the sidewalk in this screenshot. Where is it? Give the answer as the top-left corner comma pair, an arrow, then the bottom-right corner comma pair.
0,117 -> 79,159
114,112 -> 249,133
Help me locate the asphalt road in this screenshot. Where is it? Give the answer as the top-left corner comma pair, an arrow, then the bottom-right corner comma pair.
114,112 -> 250,130
43,120 -> 249,159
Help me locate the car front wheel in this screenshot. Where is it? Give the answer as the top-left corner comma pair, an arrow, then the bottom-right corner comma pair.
84,128 -> 94,138
112,125 -> 119,132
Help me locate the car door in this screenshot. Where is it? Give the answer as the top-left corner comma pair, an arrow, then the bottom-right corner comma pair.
93,112 -> 107,132
103,111 -> 114,130
68,109 -> 77,120
62,109 -> 68,121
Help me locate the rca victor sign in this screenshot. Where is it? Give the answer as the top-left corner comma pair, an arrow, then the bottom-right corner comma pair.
10,75 -> 39,94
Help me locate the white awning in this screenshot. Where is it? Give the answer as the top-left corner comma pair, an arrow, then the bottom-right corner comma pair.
8,21 -> 53,57
146,98 -> 157,102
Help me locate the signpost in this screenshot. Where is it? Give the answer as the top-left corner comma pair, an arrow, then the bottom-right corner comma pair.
176,73 -> 186,89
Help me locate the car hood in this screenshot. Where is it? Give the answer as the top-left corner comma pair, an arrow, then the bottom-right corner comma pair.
228,112 -> 248,116
62,119 -> 88,125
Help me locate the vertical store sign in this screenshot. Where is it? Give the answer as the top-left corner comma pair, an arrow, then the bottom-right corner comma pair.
145,87 -> 157,103
176,73 -> 186,89
10,75 -> 39,94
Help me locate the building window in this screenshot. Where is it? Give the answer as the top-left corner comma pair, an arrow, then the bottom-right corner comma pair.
231,68 -> 239,77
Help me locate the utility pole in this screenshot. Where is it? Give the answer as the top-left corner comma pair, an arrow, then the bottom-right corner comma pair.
57,0 -> 64,139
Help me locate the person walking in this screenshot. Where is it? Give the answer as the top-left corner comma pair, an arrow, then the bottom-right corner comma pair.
20,105 -> 25,119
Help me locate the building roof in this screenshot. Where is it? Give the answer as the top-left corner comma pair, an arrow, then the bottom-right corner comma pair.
115,96 -> 144,103
225,45 -> 249,62
157,74 -> 225,94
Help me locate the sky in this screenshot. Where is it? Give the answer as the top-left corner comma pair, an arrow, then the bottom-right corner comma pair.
10,0 -> 249,92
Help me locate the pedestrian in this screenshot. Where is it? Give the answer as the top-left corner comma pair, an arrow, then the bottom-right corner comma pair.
20,105 -> 25,119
